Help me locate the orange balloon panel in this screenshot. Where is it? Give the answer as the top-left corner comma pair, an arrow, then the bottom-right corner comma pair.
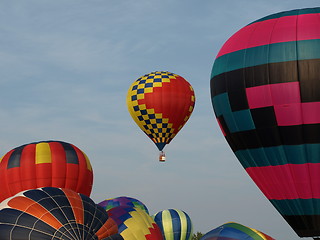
0,140 -> 93,202
127,71 -> 195,151
0,187 -> 121,240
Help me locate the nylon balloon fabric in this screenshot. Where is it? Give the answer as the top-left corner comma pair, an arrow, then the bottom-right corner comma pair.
210,7 -> 320,238
0,187 -> 123,240
127,71 -> 195,151
153,209 -> 193,240
98,196 -> 149,214
107,205 -> 163,240
0,140 -> 93,202
200,222 -> 274,240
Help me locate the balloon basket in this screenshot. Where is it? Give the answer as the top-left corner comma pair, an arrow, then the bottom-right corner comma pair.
159,151 -> 166,162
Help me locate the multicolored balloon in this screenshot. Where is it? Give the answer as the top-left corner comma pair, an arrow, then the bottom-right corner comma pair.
0,187 -> 122,240
153,209 -> 193,240
107,205 -> 163,240
0,140 -> 93,202
127,71 -> 195,161
210,7 -> 320,238
98,196 -> 149,214
200,222 -> 274,240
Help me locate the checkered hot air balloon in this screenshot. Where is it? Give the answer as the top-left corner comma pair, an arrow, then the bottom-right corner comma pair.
127,71 -> 195,162
0,140 -> 93,202
0,187 -> 123,240
210,7 -> 320,238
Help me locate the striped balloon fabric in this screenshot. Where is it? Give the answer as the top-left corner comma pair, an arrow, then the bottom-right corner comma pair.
153,209 -> 193,240
0,140 -> 93,202
0,187 -> 123,240
200,222 -> 274,240
210,7 -> 320,238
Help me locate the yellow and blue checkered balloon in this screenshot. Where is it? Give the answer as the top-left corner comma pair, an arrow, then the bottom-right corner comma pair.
127,71 -> 195,152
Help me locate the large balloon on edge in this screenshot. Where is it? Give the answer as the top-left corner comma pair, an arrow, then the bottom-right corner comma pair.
153,209 -> 193,240
200,222 -> 274,240
98,196 -> 149,214
210,7 -> 320,238
107,205 -> 163,240
0,187 -> 123,240
0,140 -> 93,202
127,71 -> 195,161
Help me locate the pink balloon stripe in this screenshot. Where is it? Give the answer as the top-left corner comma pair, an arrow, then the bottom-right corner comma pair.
216,13 -> 320,58
245,82 -> 320,126
246,163 -> 320,200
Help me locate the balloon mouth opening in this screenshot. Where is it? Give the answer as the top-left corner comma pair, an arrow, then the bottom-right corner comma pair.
156,143 -> 166,151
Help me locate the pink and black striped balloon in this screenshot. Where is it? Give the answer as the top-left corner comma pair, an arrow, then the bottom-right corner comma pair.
211,7 -> 320,238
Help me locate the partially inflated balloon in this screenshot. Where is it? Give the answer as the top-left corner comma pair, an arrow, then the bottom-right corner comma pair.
210,7 -> 320,238
153,209 -> 193,240
200,222 -> 274,240
127,71 -> 195,160
107,205 -> 163,240
98,196 -> 149,214
0,140 -> 93,202
0,187 -> 122,240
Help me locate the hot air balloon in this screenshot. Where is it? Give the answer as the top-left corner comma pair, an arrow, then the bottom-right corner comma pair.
98,196 -> 149,214
210,7 -> 320,239
0,187 -> 123,240
153,209 -> 193,240
200,222 -> 274,240
0,140 -> 93,202
127,71 -> 195,162
107,205 -> 163,240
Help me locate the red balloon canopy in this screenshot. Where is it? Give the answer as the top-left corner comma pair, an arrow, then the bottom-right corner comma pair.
0,140 -> 93,202
127,71 -> 195,152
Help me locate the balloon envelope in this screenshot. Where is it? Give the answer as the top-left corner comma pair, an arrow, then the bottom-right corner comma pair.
127,71 -> 195,151
0,140 -> 93,202
107,205 -> 163,240
210,7 -> 320,238
98,196 -> 149,214
0,187 -> 122,240
200,222 -> 274,240
153,209 -> 193,240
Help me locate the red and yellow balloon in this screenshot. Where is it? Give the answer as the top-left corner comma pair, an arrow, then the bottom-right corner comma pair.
0,140 -> 93,202
127,71 -> 195,161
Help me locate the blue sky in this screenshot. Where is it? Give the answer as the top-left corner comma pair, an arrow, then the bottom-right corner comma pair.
1,1 -> 320,239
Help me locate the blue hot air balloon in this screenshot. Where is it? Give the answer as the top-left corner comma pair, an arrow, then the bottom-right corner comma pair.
153,209 -> 193,240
